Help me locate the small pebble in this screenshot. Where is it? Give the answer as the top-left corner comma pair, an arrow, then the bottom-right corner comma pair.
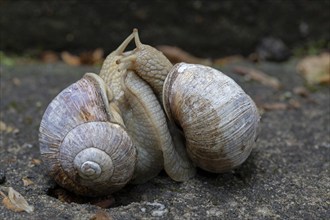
0,169 -> 6,184
146,202 -> 168,217
151,209 -> 168,217
22,143 -> 33,148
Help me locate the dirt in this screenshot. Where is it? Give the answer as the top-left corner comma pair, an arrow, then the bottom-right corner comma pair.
0,59 -> 329,219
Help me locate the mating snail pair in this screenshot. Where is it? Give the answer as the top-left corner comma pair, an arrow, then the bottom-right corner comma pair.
39,29 -> 260,197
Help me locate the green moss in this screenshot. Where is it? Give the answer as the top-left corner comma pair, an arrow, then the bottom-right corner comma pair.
293,39 -> 329,57
0,51 -> 16,67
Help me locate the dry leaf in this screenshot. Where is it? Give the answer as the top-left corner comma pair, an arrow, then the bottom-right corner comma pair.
91,48 -> 104,64
12,77 -> 21,86
31,158 -> 42,165
296,52 -> 330,85
0,121 -> 19,134
233,66 -> 281,90
91,196 -> 115,208
22,177 -> 34,186
61,51 -> 81,66
212,55 -> 244,67
3,197 -> 24,212
41,51 -> 59,63
248,52 -> 259,62
79,48 -> 104,65
8,187 -> 34,213
0,191 -> 6,197
0,121 -> 6,131
293,86 -> 310,97
90,210 -> 113,220
288,99 -> 301,109
157,45 -> 212,66
61,49 -> 104,66
261,103 -> 287,111
1,187 -> 34,213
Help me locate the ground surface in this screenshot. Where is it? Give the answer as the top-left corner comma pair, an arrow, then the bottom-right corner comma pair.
0,60 -> 329,219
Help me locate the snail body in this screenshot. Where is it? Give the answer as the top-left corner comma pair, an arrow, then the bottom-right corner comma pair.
99,33 -> 194,183
99,32 -> 167,184
39,32 -> 194,196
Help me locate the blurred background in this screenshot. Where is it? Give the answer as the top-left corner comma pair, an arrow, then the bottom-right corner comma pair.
1,0 -> 329,62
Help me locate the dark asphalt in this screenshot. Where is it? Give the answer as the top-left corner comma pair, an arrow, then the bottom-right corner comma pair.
0,60 -> 329,219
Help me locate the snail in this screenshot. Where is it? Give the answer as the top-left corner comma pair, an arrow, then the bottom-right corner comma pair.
119,29 -> 260,173
39,31 -> 194,196
39,29 -> 260,197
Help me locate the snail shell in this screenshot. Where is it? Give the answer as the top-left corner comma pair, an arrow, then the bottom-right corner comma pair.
39,73 -> 136,196
163,63 -> 260,172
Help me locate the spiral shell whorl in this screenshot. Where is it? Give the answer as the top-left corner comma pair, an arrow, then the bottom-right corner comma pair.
77,160 -> 104,179
58,122 -> 135,194
39,73 -> 136,196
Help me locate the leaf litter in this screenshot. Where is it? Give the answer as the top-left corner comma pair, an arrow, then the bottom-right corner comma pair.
0,187 -> 34,213
296,52 -> 330,85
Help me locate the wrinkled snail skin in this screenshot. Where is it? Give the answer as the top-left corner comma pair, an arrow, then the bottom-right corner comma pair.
98,32 -> 190,183
163,63 -> 260,172
119,29 -> 173,104
122,71 -> 196,182
99,32 -> 135,105
120,71 -> 168,183
98,32 -> 167,184
118,30 -> 197,181
39,73 -> 136,196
